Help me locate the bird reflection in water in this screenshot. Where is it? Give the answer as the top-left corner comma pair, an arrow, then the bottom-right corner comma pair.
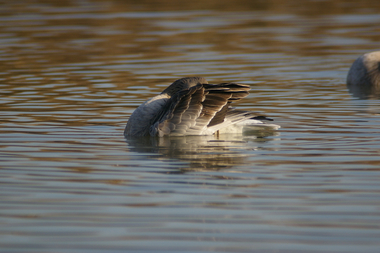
125,130 -> 279,172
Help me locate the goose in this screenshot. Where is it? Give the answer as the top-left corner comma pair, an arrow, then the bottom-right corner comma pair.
124,77 -> 280,137
347,51 -> 380,98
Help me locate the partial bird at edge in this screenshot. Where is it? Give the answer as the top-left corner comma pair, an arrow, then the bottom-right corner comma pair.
347,51 -> 380,99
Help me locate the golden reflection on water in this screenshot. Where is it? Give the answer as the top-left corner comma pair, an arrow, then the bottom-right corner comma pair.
126,131 -> 279,171
1,0 -> 379,128
2,1 -> 380,253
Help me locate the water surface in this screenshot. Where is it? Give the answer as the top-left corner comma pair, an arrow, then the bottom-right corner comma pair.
1,1 -> 380,252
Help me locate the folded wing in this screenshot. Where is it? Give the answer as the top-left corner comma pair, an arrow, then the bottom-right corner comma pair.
150,83 -> 250,136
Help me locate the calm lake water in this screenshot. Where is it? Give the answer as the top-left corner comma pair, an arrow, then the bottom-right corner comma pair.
1,0 -> 380,252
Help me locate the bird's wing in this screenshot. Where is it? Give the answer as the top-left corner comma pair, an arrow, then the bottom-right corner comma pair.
151,83 -> 250,136
204,83 -> 250,127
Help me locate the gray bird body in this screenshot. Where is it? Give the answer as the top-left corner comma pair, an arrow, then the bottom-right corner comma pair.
347,51 -> 380,98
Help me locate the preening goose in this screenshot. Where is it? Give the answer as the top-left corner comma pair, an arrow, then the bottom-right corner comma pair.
124,77 -> 279,137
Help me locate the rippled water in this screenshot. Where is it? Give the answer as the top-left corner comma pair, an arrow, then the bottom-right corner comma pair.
1,1 -> 380,252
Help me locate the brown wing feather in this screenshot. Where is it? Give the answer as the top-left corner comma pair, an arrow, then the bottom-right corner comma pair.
188,92 -> 231,131
153,84 -> 204,136
204,83 -> 250,127
207,102 -> 230,127
152,82 -> 251,136
185,83 -> 250,134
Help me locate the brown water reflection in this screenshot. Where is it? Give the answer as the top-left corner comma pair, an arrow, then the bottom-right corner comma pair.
126,132 -> 279,171
2,1 -> 380,253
